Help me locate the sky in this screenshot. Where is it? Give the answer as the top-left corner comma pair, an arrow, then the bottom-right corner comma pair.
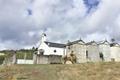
0,0 -> 120,50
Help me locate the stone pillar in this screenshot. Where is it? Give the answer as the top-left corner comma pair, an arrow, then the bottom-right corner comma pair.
12,51 -> 17,64
33,52 -> 37,64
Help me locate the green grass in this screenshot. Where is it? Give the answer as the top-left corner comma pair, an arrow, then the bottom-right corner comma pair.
0,62 -> 120,80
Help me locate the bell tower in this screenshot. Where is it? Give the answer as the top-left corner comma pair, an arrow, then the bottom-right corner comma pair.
41,33 -> 47,42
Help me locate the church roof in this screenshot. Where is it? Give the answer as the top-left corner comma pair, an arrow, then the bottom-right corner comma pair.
86,41 -> 98,45
44,41 -> 65,48
110,43 -> 120,47
67,39 -> 85,46
98,40 -> 110,45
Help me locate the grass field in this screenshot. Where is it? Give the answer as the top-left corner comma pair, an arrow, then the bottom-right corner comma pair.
0,62 -> 120,80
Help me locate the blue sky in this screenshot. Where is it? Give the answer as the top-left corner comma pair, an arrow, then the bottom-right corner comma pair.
83,0 -> 100,13
0,0 -> 120,50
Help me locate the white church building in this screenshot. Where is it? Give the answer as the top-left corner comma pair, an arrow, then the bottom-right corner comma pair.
37,33 -> 66,56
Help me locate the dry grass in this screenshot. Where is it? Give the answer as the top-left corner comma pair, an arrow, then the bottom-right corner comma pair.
0,62 -> 120,80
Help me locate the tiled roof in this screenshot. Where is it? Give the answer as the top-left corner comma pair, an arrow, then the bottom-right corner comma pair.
86,41 -> 98,45
67,39 -> 85,46
110,43 -> 120,47
98,40 -> 110,45
44,41 -> 65,48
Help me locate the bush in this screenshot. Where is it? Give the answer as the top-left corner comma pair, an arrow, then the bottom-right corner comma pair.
0,55 -> 5,64
16,51 -> 33,59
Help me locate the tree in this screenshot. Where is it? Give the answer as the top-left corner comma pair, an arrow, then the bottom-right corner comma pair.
70,53 -> 76,64
111,38 -> 115,43
62,55 -> 68,64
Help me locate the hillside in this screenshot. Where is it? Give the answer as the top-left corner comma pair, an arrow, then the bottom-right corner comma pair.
0,62 -> 120,80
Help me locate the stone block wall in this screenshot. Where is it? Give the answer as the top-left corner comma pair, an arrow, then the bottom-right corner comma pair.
33,54 -> 62,64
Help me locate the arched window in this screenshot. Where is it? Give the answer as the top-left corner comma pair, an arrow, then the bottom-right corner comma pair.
39,49 -> 44,55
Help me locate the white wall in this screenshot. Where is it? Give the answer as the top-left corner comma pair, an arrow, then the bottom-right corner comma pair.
99,44 -> 111,61
111,46 -> 120,61
38,42 -> 50,55
87,45 -> 100,62
38,42 -> 65,55
66,43 -> 87,63
74,44 -> 87,63
49,47 -> 65,55
17,59 -> 33,64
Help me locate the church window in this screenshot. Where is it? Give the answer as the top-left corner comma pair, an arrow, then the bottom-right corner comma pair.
54,50 -> 57,53
39,49 -> 44,55
86,50 -> 88,58
99,52 -> 104,61
68,46 -> 70,49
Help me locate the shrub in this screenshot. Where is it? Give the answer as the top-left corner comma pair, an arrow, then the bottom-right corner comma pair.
0,55 -> 5,64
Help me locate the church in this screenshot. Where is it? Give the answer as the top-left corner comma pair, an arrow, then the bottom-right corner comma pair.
37,33 -> 66,55
33,33 -> 66,64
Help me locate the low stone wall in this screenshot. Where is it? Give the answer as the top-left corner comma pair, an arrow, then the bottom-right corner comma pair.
48,55 -> 62,64
3,52 -> 17,65
34,54 -> 62,64
17,59 -> 33,64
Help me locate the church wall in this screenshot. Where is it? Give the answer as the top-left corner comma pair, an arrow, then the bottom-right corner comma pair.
49,47 -> 65,56
73,44 -> 87,63
38,42 -> 51,55
37,55 -> 49,64
111,46 -> 120,62
99,44 -> 111,62
66,44 -> 87,63
86,45 -> 100,62
38,42 -> 65,56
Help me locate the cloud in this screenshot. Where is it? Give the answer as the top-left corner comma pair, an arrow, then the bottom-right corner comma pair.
0,0 -> 39,49
31,0 -> 120,43
0,0 -> 120,50
84,0 -> 120,40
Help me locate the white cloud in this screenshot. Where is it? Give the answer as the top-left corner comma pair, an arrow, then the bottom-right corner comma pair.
0,0 -> 120,49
